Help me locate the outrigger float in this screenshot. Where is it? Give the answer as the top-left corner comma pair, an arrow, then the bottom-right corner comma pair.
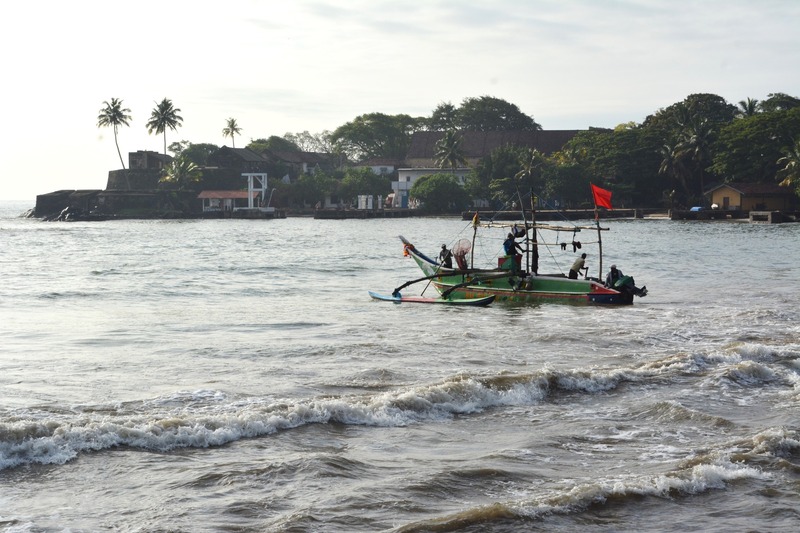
383,186 -> 647,306
368,291 -> 495,306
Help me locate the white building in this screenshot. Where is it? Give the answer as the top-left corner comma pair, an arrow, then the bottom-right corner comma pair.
391,167 -> 470,208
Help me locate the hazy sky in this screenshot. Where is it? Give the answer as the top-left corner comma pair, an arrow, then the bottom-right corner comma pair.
2,0 -> 798,201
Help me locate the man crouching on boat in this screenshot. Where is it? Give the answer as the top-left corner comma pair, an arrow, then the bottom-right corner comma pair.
605,265 -> 647,297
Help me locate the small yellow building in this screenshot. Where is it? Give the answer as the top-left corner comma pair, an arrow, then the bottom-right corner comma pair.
706,183 -> 796,211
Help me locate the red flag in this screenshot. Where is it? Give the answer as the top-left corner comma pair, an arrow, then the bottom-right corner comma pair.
591,184 -> 613,209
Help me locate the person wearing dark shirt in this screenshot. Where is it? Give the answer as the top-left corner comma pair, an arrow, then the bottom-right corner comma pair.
439,244 -> 453,269
605,264 -> 623,287
503,233 -> 523,256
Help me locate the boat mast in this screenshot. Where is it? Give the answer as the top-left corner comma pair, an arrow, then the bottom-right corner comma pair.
470,212 -> 479,269
529,192 -> 538,274
595,206 -> 603,279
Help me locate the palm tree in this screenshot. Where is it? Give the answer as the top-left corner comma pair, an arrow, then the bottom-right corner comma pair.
146,98 -> 183,155
777,138 -> 800,193
434,130 -> 467,172
514,148 -> 545,191
97,98 -> 132,170
658,143 -> 690,203
737,97 -> 760,118
222,117 -> 242,147
675,117 -> 715,202
160,156 -> 201,190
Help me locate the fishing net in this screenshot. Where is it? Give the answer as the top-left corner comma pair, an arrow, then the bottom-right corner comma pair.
452,239 -> 471,269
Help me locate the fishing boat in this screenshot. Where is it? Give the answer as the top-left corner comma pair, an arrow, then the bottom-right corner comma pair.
394,186 -> 647,306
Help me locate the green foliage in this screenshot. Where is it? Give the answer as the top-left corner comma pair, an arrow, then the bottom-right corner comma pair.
338,167 -> 391,204
644,94 -> 737,137
247,136 -> 301,154
330,112 -> 424,162
759,93 -> 800,113
712,108 -> 800,183
541,163 -> 591,207
777,138 -> 800,194
283,130 -> 335,153
410,173 -> 471,212
456,96 -> 542,131
434,130 -> 467,171
466,145 -> 527,204
737,97 -> 760,118
428,102 -> 458,131
558,127 -> 665,207
514,148 -> 547,192
160,156 -> 201,190
290,171 -> 335,207
181,143 -> 220,166
168,141 -> 220,166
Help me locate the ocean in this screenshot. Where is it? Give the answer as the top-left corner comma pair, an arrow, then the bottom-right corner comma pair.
1,200 -> 798,532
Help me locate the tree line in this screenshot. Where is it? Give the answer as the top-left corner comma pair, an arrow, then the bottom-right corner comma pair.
97,94 -> 800,210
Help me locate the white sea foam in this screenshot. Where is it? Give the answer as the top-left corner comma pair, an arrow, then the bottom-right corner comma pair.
0,347 -> 795,471
514,457 -> 768,519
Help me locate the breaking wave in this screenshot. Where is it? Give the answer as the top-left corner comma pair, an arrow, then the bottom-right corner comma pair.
393,428 -> 800,532
1,343 -> 797,471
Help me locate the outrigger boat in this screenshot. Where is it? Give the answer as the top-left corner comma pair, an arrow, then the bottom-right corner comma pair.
394,187 -> 647,306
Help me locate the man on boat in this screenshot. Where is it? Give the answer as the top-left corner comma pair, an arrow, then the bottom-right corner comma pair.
605,264 -> 623,286
606,264 -> 648,297
569,253 -> 588,279
503,233 -> 523,256
502,233 -> 524,272
439,244 -> 453,269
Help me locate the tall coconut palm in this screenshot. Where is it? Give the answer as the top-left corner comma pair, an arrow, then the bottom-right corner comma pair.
146,98 -> 183,155
97,98 -> 132,170
434,130 -> 467,173
675,117 -> 715,201
222,117 -> 242,147
658,143 -> 690,203
777,139 -> 800,193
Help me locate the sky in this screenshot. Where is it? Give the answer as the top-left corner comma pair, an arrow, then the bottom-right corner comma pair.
2,0 -> 799,202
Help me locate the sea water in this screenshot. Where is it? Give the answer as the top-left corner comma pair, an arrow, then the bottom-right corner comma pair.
0,201 -> 798,532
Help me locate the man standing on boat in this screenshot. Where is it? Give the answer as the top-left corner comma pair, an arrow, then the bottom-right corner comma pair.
502,233 -> 524,273
569,253 -> 588,279
439,244 -> 453,269
503,233 -> 523,256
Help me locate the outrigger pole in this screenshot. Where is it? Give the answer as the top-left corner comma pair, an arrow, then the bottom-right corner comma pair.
595,206 -> 603,280
512,188 -> 538,275
470,212 -> 479,269
529,192 -> 539,274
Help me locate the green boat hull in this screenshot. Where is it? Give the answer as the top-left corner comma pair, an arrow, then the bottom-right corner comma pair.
407,247 -> 633,305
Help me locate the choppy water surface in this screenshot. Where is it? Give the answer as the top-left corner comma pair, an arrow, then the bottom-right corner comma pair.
1,201 -> 798,532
